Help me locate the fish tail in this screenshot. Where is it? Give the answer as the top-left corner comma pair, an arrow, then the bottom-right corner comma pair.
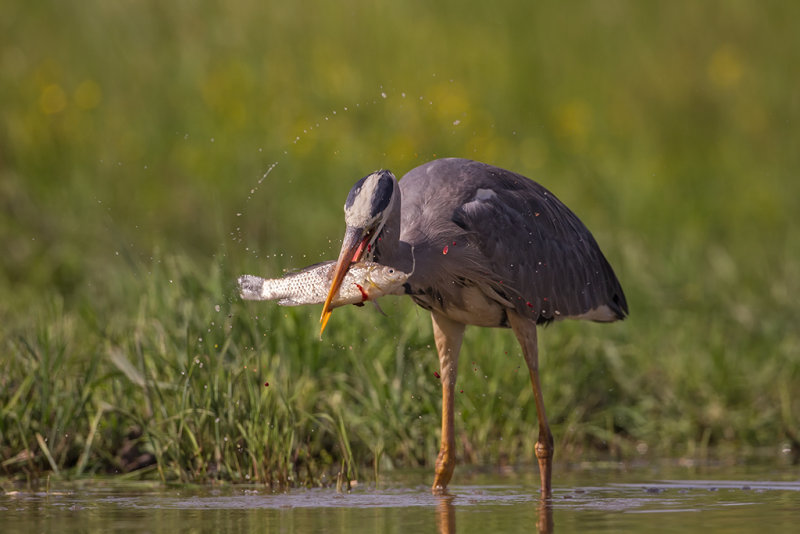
238,275 -> 268,300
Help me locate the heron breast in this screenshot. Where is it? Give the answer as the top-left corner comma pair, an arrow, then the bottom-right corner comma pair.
412,284 -> 507,327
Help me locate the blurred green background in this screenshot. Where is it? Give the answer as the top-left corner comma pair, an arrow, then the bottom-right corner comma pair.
1,1 -> 799,482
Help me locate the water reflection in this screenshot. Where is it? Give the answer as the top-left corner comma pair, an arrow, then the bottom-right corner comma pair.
436,492 -> 553,534
435,494 -> 456,534
537,497 -> 554,534
3,472 -> 800,533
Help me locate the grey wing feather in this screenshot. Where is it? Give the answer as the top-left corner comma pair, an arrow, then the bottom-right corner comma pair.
450,161 -> 627,323
398,158 -> 627,324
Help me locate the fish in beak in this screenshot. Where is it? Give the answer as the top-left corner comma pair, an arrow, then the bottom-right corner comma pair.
319,225 -> 370,336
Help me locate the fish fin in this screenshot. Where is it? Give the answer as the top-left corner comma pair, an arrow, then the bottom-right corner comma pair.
371,299 -> 387,316
352,302 -> 365,307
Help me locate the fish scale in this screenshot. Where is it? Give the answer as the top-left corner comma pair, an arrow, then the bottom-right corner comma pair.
238,261 -> 408,308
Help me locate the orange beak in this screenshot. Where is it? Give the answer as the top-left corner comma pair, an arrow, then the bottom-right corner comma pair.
319,226 -> 369,337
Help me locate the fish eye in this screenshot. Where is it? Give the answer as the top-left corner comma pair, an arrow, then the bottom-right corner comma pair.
388,268 -> 395,274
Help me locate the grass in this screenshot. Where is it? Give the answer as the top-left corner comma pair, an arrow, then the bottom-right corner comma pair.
2,1 -> 800,486
2,240 -> 798,486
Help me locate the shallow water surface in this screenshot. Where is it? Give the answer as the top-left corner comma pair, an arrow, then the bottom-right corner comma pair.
3,466 -> 799,533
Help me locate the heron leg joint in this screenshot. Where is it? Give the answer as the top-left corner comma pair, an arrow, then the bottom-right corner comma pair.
432,447 -> 456,493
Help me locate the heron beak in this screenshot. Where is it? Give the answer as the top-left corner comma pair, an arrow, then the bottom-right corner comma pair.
320,225 -> 368,337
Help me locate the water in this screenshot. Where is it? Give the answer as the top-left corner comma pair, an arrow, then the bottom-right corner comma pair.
3,465 -> 799,533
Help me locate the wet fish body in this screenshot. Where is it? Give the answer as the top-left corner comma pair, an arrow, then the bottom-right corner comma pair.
238,261 -> 408,307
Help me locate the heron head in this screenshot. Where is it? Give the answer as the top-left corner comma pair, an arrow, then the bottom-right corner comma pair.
320,170 -> 398,336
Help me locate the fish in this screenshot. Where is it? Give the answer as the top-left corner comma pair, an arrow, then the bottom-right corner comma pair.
238,260 -> 409,308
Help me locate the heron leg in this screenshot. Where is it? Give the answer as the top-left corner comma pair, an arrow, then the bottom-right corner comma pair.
430,312 -> 465,494
508,311 -> 553,498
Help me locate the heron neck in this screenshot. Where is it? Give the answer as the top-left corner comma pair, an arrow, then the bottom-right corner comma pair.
377,240 -> 415,274
373,191 -> 406,269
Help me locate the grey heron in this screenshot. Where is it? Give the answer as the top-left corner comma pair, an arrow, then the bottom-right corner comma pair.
320,158 -> 628,497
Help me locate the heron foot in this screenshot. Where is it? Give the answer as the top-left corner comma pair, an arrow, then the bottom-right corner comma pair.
432,448 -> 456,493
535,437 -> 554,498
431,484 -> 450,496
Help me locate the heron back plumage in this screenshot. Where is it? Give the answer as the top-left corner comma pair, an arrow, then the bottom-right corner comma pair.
396,158 -> 627,326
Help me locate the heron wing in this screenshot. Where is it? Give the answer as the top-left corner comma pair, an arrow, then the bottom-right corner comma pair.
451,160 -> 627,323
400,158 -> 627,324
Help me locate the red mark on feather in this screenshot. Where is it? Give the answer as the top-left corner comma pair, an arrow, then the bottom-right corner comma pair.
434,371 -> 441,379
442,245 -> 449,255
355,283 -> 369,302
264,381 -> 269,387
